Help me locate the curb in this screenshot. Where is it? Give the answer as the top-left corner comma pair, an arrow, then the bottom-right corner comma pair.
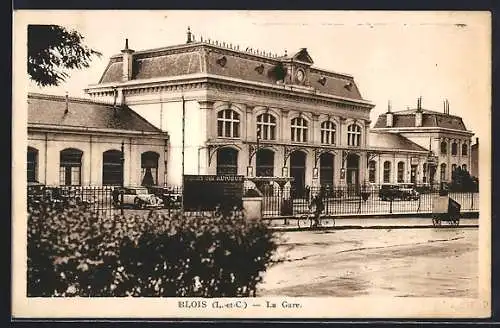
264,211 -> 479,220
268,224 -> 479,232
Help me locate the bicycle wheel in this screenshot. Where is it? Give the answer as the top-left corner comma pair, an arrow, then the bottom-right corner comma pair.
321,217 -> 335,228
297,215 -> 312,229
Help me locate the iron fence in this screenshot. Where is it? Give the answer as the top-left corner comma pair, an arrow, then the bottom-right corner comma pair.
255,184 -> 479,218
27,185 -> 118,217
27,183 -> 479,219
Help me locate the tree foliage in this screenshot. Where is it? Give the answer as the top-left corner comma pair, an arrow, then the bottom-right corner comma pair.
28,25 -> 102,87
27,194 -> 279,297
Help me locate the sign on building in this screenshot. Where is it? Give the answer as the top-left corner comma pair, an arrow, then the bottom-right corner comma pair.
183,175 -> 244,211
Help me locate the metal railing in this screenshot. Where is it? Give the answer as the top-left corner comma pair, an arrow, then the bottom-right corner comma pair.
27,183 -> 479,219
254,184 -> 479,218
27,185 -> 118,217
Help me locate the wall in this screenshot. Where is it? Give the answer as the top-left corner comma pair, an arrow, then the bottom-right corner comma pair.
28,130 -> 166,186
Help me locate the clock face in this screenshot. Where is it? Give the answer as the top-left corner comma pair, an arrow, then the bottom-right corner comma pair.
296,69 -> 305,82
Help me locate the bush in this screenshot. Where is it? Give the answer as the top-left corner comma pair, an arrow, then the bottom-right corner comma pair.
27,199 -> 278,297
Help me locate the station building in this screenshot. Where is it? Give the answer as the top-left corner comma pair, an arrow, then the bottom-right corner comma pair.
83,29 -> 474,189
371,98 -> 474,186
27,93 -> 169,186
27,28 -> 474,190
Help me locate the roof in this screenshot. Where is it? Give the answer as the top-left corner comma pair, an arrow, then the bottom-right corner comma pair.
368,132 -> 428,152
373,108 -> 468,131
96,42 -> 365,101
27,93 -> 162,133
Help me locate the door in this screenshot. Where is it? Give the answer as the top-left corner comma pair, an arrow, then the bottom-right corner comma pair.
290,151 -> 306,198
320,153 -> 334,187
346,154 -> 360,195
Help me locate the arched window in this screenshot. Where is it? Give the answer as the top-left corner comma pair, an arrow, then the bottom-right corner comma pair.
440,163 -> 447,181
27,147 -> 38,182
451,142 -> 458,156
60,148 -> 83,186
397,161 -> 405,183
462,164 -> 467,171
347,124 -> 361,146
256,149 -> 274,177
217,109 -> 240,138
368,160 -> 376,183
141,151 -> 159,186
216,148 -> 238,176
256,113 -> 276,141
383,161 -> 391,183
103,149 -> 123,186
440,141 -> 447,154
451,164 -> 457,172
462,143 -> 468,156
320,121 -> 336,145
291,117 -> 308,143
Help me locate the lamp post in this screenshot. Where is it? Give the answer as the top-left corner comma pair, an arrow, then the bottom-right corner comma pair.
120,141 -> 125,215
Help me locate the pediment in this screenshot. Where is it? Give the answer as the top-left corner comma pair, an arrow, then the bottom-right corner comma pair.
292,48 -> 314,65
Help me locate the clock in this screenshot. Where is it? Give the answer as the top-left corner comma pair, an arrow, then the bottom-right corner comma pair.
296,69 -> 305,83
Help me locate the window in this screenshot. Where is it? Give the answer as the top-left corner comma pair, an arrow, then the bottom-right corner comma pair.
422,163 -> 427,183
59,148 -> 82,186
27,147 -> 38,182
141,151 -> 159,186
216,148 -> 238,175
440,163 -> 447,181
451,164 -> 457,172
440,141 -> 447,154
347,124 -> 361,146
368,160 -> 376,183
383,161 -> 391,183
256,113 -> 276,141
320,121 -> 336,145
451,142 -> 458,156
462,143 -> 468,156
397,161 -> 405,183
217,109 -> 240,138
256,149 -> 274,177
103,149 -> 123,186
291,117 -> 308,143
462,164 -> 467,171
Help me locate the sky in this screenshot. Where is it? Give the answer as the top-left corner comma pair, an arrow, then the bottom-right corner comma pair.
17,10 -> 491,142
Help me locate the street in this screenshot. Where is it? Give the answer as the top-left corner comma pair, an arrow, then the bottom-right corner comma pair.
257,227 -> 478,297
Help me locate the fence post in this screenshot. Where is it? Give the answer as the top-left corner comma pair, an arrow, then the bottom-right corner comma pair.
389,198 -> 393,214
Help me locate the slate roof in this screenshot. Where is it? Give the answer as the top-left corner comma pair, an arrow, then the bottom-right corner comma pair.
373,108 -> 468,131
28,93 -> 162,133
97,42 -> 365,101
368,132 -> 428,152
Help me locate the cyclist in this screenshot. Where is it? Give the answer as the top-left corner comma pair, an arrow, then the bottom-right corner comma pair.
309,191 -> 325,227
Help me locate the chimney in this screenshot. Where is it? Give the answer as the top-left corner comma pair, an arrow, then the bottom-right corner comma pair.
386,100 -> 393,127
64,91 -> 69,114
415,98 -> 422,127
121,38 -> 134,82
443,99 -> 450,115
186,26 -> 193,43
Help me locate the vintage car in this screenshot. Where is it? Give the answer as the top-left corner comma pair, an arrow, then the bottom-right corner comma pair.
112,187 -> 163,209
379,183 -> 419,201
146,186 -> 182,209
398,183 -> 420,200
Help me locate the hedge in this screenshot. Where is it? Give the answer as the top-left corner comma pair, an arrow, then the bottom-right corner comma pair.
27,199 -> 279,297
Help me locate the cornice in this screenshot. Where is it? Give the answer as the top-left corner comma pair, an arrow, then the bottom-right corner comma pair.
86,75 -> 373,114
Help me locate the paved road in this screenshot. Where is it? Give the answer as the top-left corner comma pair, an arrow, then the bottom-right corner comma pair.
257,227 -> 478,297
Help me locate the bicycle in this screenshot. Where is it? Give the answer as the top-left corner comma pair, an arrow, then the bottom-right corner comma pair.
297,210 -> 335,229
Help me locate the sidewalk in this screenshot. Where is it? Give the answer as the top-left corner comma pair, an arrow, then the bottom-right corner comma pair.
266,216 -> 479,231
